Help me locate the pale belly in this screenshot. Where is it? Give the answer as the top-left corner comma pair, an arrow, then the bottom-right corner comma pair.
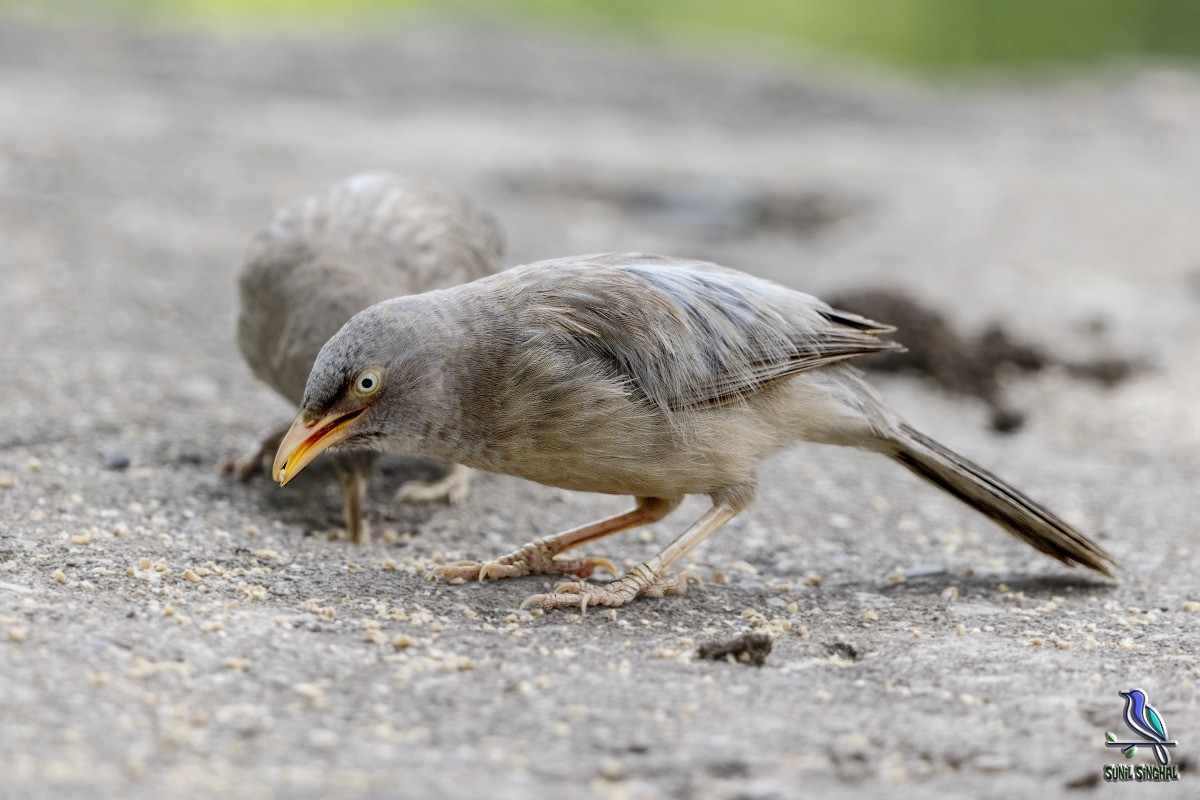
441,361 -> 883,498
460,403 -> 783,499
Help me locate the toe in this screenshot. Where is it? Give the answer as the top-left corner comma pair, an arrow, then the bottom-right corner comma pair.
446,482 -> 470,505
641,572 -> 697,598
554,556 -> 619,580
476,560 -> 523,581
430,561 -> 484,581
519,589 -> 588,611
234,459 -> 262,481
518,582 -> 630,613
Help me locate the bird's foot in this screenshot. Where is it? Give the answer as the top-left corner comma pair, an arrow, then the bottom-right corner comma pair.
394,464 -> 472,505
219,452 -> 266,482
221,425 -> 290,481
430,539 -> 618,583
520,566 -> 698,612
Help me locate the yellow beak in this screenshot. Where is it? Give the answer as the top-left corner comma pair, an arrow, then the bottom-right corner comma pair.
272,407 -> 367,486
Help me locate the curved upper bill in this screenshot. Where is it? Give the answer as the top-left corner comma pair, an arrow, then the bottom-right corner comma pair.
272,407 -> 366,486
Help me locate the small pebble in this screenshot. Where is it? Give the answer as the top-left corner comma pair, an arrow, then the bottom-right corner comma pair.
102,452 -> 131,471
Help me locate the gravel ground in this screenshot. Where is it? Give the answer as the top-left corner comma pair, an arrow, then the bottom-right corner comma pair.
2,19 -> 1199,800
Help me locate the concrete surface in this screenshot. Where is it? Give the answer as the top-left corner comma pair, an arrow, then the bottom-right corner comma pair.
1,19 -> 1199,800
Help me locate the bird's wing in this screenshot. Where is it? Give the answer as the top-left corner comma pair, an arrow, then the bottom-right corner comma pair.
519,254 -> 904,414
1146,705 -> 1167,739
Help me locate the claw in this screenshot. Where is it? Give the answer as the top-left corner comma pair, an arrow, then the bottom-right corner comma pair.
587,557 -> 620,579
553,581 -> 581,593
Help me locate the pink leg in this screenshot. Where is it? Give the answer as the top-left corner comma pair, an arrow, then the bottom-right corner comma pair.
431,497 -> 680,582
522,500 -> 742,612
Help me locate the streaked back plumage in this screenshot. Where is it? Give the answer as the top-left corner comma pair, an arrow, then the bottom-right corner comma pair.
477,253 -> 903,418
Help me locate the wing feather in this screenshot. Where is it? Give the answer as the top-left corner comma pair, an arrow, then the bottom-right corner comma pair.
516,254 -> 904,414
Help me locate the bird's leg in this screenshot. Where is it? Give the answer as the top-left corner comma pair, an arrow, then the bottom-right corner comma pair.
432,496 -> 681,582
394,463 -> 473,505
523,496 -> 744,612
220,421 -> 290,481
337,465 -> 371,545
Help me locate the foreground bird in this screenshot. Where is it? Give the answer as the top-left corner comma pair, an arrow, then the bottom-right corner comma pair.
229,172 -> 504,543
272,253 -> 1115,608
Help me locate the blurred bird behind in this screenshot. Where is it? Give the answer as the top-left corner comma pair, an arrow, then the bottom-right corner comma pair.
230,172 -> 504,541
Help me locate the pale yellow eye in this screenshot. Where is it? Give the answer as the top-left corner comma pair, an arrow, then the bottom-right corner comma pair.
354,371 -> 381,395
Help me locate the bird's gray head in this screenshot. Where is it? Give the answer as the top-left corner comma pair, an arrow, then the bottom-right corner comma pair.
271,297 -> 443,485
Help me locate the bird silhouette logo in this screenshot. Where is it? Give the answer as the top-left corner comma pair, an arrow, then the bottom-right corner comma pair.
1105,688 -> 1178,765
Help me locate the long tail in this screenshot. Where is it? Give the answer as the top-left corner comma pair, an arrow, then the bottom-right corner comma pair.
887,423 -> 1115,576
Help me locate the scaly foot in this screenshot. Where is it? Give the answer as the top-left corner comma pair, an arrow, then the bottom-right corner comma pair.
431,538 -> 618,583
521,568 -> 697,612
395,464 -> 472,505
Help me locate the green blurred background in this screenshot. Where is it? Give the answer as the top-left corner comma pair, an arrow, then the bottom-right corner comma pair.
7,0 -> 1200,71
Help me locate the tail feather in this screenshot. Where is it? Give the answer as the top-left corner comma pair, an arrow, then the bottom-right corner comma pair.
889,423 -> 1115,576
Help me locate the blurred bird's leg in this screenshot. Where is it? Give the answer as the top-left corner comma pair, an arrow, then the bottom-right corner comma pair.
220,421 -> 290,481
523,486 -> 751,612
336,464 -> 371,546
394,463 -> 473,505
432,496 -> 682,582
